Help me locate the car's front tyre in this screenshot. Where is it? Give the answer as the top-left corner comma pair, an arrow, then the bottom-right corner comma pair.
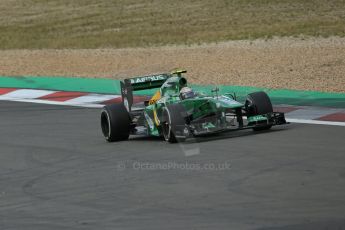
161,104 -> 187,143
245,91 -> 273,131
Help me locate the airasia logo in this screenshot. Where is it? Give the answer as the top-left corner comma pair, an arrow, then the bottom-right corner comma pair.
130,75 -> 166,84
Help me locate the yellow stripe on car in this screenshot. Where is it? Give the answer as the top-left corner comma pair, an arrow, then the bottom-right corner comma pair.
153,109 -> 160,126
149,90 -> 161,105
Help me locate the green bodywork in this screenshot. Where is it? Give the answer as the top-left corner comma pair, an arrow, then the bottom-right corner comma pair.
139,75 -> 247,136
247,115 -> 269,123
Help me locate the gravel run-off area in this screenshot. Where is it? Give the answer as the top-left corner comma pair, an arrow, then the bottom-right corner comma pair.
0,37 -> 344,93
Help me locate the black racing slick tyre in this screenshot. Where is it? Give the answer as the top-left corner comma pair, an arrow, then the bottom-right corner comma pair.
245,91 -> 273,131
161,104 -> 187,143
101,104 -> 131,142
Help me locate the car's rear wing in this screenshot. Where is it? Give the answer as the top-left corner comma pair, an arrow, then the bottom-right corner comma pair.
125,74 -> 171,91
120,73 -> 171,112
120,70 -> 186,112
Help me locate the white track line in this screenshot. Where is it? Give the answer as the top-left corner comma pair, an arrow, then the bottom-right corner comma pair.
2,89 -> 55,99
286,118 -> 345,126
0,92 -> 344,126
66,94 -> 120,104
0,97 -> 103,108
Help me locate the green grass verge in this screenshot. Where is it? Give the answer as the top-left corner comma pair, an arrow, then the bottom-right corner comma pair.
1,76 -> 345,108
1,0 -> 345,49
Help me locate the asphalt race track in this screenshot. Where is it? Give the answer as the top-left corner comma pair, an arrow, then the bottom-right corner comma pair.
1,101 -> 345,230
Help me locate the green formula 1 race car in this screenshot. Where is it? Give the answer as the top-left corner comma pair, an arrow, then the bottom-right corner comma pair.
101,70 -> 287,143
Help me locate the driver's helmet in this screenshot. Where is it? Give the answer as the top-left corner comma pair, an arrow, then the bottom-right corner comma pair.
180,87 -> 195,100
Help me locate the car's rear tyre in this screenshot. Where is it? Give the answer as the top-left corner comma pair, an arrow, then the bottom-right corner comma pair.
161,104 -> 187,143
245,91 -> 273,131
101,104 -> 131,142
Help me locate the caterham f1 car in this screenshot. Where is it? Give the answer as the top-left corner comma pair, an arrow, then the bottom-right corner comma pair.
101,70 -> 287,143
